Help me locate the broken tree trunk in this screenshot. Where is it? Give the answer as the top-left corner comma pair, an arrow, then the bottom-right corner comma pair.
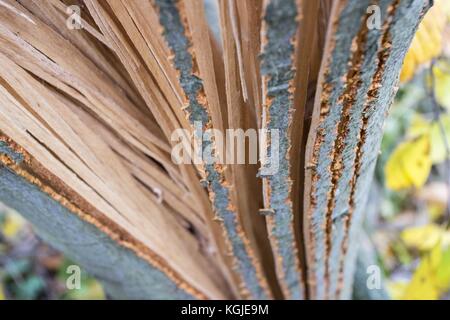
0,139 -> 195,299
303,0 -> 430,300
0,0 -> 430,299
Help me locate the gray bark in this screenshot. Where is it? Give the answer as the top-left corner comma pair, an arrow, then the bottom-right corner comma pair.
304,0 -> 430,300
0,0 -> 431,300
0,141 -> 193,300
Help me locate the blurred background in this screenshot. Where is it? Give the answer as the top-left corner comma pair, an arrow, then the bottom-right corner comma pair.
0,1 -> 450,300
0,203 -> 104,300
368,0 -> 450,300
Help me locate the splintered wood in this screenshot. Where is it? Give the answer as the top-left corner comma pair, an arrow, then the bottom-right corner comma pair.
0,0 -> 430,299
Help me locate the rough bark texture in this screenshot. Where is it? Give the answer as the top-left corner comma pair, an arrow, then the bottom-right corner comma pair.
155,0 -> 271,299
0,141 -> 193,299
0,0 -> 431,300
260,0 -> 305,300
304,0 -> 430,300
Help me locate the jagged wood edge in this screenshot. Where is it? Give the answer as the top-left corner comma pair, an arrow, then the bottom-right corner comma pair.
0,136 -> 199,299
217,0 -> 283,298
154,0 -> 272,299
338,0 -> 431,299
259,0 -> 305,299
304,0 -> 431,300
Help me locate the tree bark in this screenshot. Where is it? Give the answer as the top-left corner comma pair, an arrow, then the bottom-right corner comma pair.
0,0 -> 431,299
303,0 -> 430,300
0,140 -> 193,299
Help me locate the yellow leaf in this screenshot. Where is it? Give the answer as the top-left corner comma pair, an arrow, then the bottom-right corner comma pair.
385,135 -> 432,191
429,118 -> 450,163
2,212 -> 25,239
402,238 -> 450,299
417,182 -> 448,220
402,245 -> 440,300
434,245 -> 450,292
67,280 -> 105,300
432,61 -> 450,110
408,114 -> 450,164
402,224 -> 450,249
386,280 -> 408,300
79,281 -> 105,300
427,202 -> 446,221
0,284 -> 5,300
401,224 -> 444,251
400,0 -> 450,82
443,232 -> 450,248
402,261 -> 440,300
408,114 -> 431,138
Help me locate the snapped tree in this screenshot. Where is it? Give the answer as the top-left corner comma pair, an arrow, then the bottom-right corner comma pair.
0,0 -> 430,299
